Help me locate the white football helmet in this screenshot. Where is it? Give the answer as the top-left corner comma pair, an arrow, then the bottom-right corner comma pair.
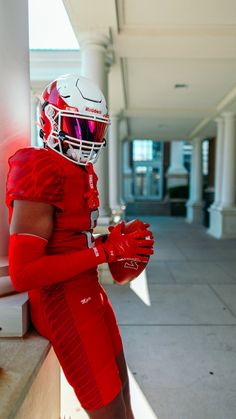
39,74 -> 110,165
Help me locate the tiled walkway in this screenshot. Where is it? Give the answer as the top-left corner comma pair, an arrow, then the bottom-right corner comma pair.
61,216 -> 236,419
104,216 -> 236,419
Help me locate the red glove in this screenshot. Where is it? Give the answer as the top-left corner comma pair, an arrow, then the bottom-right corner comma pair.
109,219 -> 152,237
102,221 -> 154,263
123,219 -> 152,235
108,219 -> 154,285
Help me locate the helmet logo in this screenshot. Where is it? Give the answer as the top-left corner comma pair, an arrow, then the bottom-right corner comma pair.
85,107 -> 102,115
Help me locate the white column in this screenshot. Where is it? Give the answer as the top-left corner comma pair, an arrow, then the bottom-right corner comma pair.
108,114 -> 125,222
186,138 -> 203,223
109,114 -> 120,209
221,112 -> 236,208
166,141 -> 188,188
0,0 -> 31,260
211,117 -> 224,208
30,91 -> 39,147
80,33 -> 111,98
79,33 -> 112,221
208,112 -> 236,238
123,140 -> 133,202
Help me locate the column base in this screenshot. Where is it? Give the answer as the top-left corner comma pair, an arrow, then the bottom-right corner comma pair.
208,205 -> 236,238
186,201 -> 203,224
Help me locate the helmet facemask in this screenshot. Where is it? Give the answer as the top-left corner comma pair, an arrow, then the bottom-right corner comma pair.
45,104 -> 108,165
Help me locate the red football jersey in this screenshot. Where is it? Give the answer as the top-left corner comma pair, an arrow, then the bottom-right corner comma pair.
6,148 -> 124,411
6,146 -> 100,282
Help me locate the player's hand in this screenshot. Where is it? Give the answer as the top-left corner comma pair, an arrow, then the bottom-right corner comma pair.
108,220 -> 151,236
109,219 -> 153,237
102,221 -> 154,263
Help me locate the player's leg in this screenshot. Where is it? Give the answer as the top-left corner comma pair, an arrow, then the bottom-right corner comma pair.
100,286 -> 135,419
85,350 -> 135,419
85,390 -> 126,419
37,281 -> 128,416
115,350 -> 135,419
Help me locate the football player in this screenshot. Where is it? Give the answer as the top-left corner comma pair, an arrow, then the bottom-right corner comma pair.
6,74 -> 154,419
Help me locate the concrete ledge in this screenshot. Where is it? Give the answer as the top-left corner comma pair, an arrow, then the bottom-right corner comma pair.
186,200 -> 203,224
0,331 -> 60,419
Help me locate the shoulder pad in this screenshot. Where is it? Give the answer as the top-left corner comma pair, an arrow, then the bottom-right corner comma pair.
6,147 -> 65,209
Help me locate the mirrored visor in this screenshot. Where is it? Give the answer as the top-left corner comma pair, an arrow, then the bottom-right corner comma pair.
61,115 -> 107,143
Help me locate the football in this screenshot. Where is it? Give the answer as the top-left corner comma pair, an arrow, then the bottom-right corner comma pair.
108,219 -> 152,285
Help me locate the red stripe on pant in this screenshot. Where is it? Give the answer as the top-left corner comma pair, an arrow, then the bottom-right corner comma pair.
41,283 -> 122,410
40,282 -> 103,409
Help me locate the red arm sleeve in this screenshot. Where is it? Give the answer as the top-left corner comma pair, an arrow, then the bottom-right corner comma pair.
9,233 -> 107,292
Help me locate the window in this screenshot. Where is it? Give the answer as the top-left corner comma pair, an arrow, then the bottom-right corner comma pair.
133,140 -> 161,161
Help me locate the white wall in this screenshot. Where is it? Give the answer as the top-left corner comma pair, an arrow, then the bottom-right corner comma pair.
0,0 -> 31,257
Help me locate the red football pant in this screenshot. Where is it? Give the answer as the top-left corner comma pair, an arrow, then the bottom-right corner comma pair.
29,280 -> 123,410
